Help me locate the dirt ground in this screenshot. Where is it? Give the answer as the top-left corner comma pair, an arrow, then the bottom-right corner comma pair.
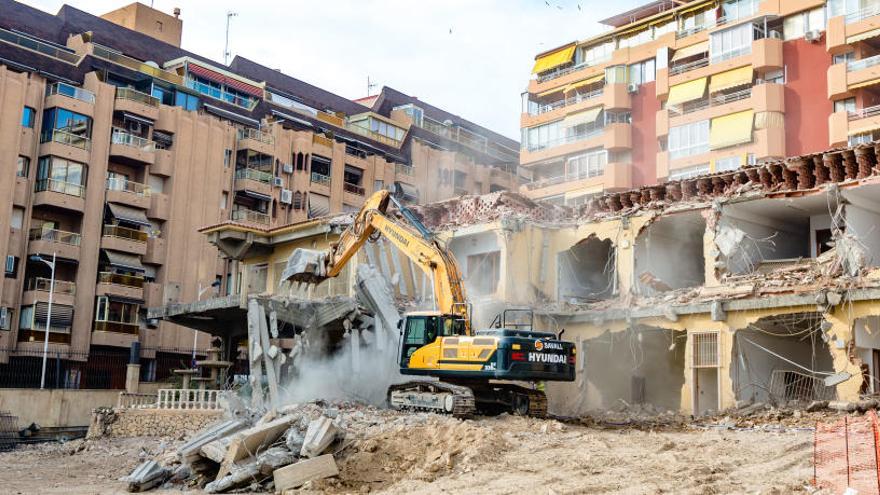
0,413 -> 815,495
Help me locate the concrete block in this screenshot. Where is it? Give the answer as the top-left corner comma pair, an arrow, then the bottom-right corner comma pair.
125,460 -> 169,492
300,416 -> 339,458
205,460 -> 260,493
273,454 -> 339,492
217,415 -> 296,480
176,418 -> 248,461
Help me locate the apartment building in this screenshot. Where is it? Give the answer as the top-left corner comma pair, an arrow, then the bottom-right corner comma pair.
0,0 -> 518,384
520,0 -> 880,206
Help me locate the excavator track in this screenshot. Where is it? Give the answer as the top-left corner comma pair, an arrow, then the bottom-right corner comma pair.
387,381 -> 476,418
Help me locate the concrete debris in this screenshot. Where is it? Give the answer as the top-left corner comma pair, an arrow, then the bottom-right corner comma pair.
124,460 -> 169,492
281,248 -> 328,284
273,454 -> 339,492
300,415 -> 339,458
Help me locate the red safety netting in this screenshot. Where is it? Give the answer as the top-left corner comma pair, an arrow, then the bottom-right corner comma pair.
814,410 -> 880,494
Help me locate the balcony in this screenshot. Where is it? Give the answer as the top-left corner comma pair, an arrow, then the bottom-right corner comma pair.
110,128 -> 156,165
152,149 -> 173,176
234,168 -> 273,198
148,192 -> 170,221
45,82 -> 95,117
669,56 -> 710,77
312,133 -> 333,149
185,77 -> 257,110
143,236 -> 167,265
90,43 -> 182,85
521,126 -> 605,166
22,277 -> 76,307
237,128 -> 274,154
837,104 -> 880,145
0,27 -> 81,65
28,227 -> 81,260
93,320 -> 140,335
310,172 -> 331,187
522,88 -> 606,128
102,225 -> 148,255
96,271 -> 145,300
231,209 -> 270,226
115,87 -> 160,121
33,179 -> 86,212
39,130 -> 91,163
106,177 -> 151,209
18,328 -> 72,345
521,161 -> 631,199
343,182 -> 365,196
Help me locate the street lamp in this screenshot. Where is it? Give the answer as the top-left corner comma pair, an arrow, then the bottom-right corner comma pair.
29,253 -> 56,390
192,280 -> 222,365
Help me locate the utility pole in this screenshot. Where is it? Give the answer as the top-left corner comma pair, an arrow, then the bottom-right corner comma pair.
367,76 -> 377,96
224,11 -> 238,65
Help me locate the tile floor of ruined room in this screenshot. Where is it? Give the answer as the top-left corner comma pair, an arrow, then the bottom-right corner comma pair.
0,411 -> 815,495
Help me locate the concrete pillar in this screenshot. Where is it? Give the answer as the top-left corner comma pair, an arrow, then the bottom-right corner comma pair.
125,364 -> 141,393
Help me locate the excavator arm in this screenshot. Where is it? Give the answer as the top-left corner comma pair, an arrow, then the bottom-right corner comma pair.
288,190 -> 470,330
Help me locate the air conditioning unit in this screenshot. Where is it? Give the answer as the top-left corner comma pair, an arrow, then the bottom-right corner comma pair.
0,307 -> 8,330
804,30 -> 822,42
280,189 -> 293,204
282,163 -> 294,174
273,177 -> 283,187
627,83 -> 639,94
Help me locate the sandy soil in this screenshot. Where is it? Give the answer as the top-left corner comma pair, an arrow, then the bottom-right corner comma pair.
0,413 -> 814,495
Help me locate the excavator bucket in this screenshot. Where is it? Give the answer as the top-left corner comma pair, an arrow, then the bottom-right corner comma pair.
281,248 -> 329,285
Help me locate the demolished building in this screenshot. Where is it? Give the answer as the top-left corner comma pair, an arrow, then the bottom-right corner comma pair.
150,141 -> 880,416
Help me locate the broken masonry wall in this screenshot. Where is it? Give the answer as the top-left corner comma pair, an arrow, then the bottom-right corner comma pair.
557,236 -> 616,303
844,204 -> 880,267
853,316 -> 880,394
448,229 -> 503,300
633,211 -> 706,294
717,210 -> 809,275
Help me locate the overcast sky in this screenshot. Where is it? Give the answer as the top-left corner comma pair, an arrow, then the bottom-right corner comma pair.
22,0 -> 644,140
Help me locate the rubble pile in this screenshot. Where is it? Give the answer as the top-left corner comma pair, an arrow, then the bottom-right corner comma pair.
121,400 -> 500,494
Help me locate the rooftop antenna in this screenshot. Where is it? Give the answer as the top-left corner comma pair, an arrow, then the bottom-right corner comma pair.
367,76 -> 378,96
224,11 -> 238,65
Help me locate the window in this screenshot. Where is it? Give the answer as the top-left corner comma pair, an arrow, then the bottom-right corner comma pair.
605,65 -> 628,84
224,149 -> 233,168
21,106 -> 35,128
827,0 -> 870,18
393,104 -> 424,127
175,91 -> 199,111
710,23 -> 753,64
40,107 -> 92,146
265,90 -> 319,116
155,20 -> 163,32
577,40 -> 614,66
721,0 -> 759,22
835,97 -> 856,114
310,155 -> 331,177
16,156 -> 29,177
715,155 -> 742,172
669,163 -> 711,180
523,120 -> 563,151
5,256 -> 18,278
153,131 -> 173,150
453,170 -> 467,189
668,120 -> 710,159
628,59 -> 656,86
833,51 -> 855,65
94,296 -> 139,324
36,157 -> 87,195
374,179 -> 384,191
10,208 -> 23,229
151,85 -> 175,106
680,8 -> 715,33
221,192 -> 228,210
467,251 -> 500,295
784,7 -> 825,40
604,111 -> 632,125
567,149 -> 607,179
343,165 -> 363,186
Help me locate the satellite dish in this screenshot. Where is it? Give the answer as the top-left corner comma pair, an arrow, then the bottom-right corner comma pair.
145,61 -> 160,69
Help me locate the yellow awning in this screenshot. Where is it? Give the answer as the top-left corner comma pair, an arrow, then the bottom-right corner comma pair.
710,110 -> 754,150
563,106 -> 603,127
532,45 -> 576,74
537,87 -> 564,97
666,77 -> 707,106
670,41 -> 709,62
847,28 -> 880,44
564,74 -> 604,93
678,0 -> 713,16
709,66 -> 753,93
848,120 -> 880,135
849,78 -> 880,90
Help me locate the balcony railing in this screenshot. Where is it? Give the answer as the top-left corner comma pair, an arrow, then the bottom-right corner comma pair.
846,4 -> 880,24
26,277 -> 76,296
231,209 -> 270,225
0,27 -> 80,64
93,320 -> 139,334
676,25 -> 708,40
524,126 -> 604,152
529,88 -> 604,116
46,82 -> 95,104
237,127 -> 274,145
42,129 -> 91,150
92,44 -> 183,85
116,87 -> 159,108
111,128 -> 156,152
345,122 -> 403,147
185,78 -> 257,110
848,104 -> 880,121
34,178 -> 85,198
669,56 -> 709,76
106,177 -> 151,196
524,167 -> 607,191
103,224 -> 148,243
536,60 -> 599,84
234,167 -> 273,183
395,163 -> 414,176
667,87 -> 753,117
98,271 -> 145,288
28,227 -> 81,246
848,54 -> 880,73
710,46 -> 752,65
310,172 -> 331,186
343,182 -> 365,195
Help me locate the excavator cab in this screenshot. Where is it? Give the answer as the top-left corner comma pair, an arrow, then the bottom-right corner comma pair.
398,313 -> 466,367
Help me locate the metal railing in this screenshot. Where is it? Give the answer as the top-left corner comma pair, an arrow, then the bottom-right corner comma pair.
310,172 -> 331,186
0,27 -> 80,64
26,277 -> 76,295
34,178 -> 85,197
42,129 -> 91,150
234,167 -> 273,183
524,126 -> 604,152
676,25 -> 708,39
106,177 -> 151,196
669,56 -> 709,76
345,122 -> 404,147
846,3 -> 880,24
111,128 -> 156,152
529,88 -> 604,116
536,60 -> 596,83
156,389 -> 223,410
231,209 -> 270,225
768,369 -> 837,402
343,182 -> 365,195
98,271 -> 145,288
115,87 -> 159,108
185,78 -> 258,110
710,46 -> 752,65
395,163 -> 414,176
524,167 -> 607,191
93,320 -> 139,334
237,127 -> 274,145
46,82 -> 95,104
92,44 -> 183,85
667,87 -> 753,117
849,104 -> 880,121
28,227 -> 81,246
848,54 -> 880,73
103,224 -> 148,242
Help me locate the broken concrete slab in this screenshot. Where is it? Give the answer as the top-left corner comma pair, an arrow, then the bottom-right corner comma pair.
177,419 -> 248,463
217,415 -> 296,481
828,400 -> 857,413
300,416 -> 339,458
273,454 -> 339,492
256,446 -> 298,476
281,248 -> 328,284
200,436 -> 234,463
205,460 -> 261,494
125,460 -> 169,493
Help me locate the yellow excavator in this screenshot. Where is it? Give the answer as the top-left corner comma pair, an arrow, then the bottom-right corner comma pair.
287,190 -> 575,417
